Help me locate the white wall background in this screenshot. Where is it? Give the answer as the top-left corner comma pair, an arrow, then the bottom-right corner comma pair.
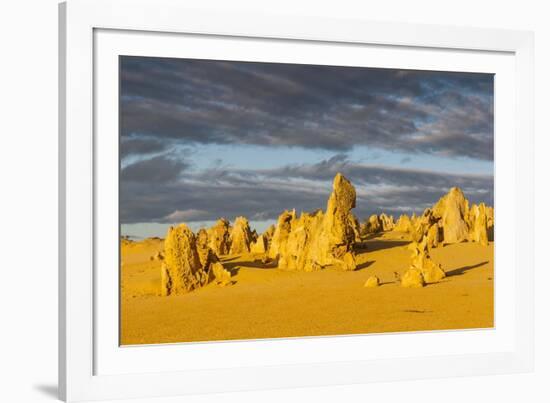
0,0 -> 547,402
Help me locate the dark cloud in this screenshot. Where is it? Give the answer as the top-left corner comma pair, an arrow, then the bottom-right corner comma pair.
120,136 -> 169,159
119,57 -> 494,227
120,57 -> 494,160
258,154 -> 492,190
120,156 -> 493,225
121,155 -> 189,183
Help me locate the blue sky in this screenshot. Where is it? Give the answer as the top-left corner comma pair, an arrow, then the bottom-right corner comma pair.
119,56 -> 494,239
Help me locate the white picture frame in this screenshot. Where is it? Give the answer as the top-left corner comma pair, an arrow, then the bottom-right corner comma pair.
59,0 -> 534,401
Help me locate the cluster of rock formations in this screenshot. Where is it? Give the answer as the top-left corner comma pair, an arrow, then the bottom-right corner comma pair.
387,187 -> 494,248
161,224 -> 231,296
400,238 -> 446,287
154,174 -> 493,295
361,213 -> 395,235
267,173 -> 359,272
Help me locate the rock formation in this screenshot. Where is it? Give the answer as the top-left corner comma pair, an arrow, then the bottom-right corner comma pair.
161,224 -> 231,296
364,276 -> 380,288
487,206 -> 494,241
423,188 -> 493,246
268,210 -> 296,260
263,224 -> 276,242
250,229 -> 259,243
469,203 -> 489,246
394,214 -> 412,233
207,218 -> 231,256
432,187 -> 470,244
362,213 -> 395,235
161,224 -> 204,295
409,208 -> 439,244
278,210 -> 324,271
229,216 -> 253,255
273,173 -> 358,272
350,215 -> 362,242
400,267 -> 425,288
196,229 -> 217,269
401,238 -> 445,287
151,251 -> 164,261
310,173 -> 358,270
426,223 -> 440,248
210,261 -> 231,286
363,214 -> 382,234
379,213 -> 395,231
250,233 -> 269,254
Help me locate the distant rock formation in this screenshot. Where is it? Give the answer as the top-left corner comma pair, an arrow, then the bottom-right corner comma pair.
161,224 -> 231,296
196,228 -> 217,269
363,214 -> 382,235
262,224 -> 275,254
432,187 -> 470,244
250,229 -> 259,243
426,223 -> 440,248
268,209 -> 296,260
272,173 -> 358,272
379,213 -> 395,231
278,210 -> 324,271
263,224 -> 276,241
229,216 -> 254,255
350,215 -> 362,242
425,188 -> 491,246
361,213 -> 394,235
409,208 -> 437,243
207,218 -> 231,256
487,206 -> 494,241
469,203 -> 489,246
250,233 -> 269,254
394,214 -> 412,233
392,188 -> 491,248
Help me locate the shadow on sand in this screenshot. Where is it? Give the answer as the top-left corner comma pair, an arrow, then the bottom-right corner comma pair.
363,239 -> 410,253
355,260 -> 375,271
446,261 -> 489,277
222,257 -> 278,275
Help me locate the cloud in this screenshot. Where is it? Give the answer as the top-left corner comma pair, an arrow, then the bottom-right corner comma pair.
120,156 -> 493,225
121,155 -> 189,183
120,136 -> 169,159
120,57 -> 494,160
163,209 -> 211,222
258,154 -> 492,190
118,57 -> 494,229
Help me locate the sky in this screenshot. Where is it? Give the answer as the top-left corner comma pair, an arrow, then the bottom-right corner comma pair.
119,56 -> 494,239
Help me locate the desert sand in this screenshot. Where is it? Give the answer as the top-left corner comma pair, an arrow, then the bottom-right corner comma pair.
120,174 -> 493,345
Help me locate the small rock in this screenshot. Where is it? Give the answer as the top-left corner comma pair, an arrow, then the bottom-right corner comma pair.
364,276 -> 380,288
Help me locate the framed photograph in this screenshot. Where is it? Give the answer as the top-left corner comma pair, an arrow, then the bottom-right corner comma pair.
59,0 -> 534,401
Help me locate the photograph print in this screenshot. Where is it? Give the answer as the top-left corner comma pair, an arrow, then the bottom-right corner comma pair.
119,56 -> 494,345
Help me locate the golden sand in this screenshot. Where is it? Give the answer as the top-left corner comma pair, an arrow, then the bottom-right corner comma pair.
120,231 -> 493,345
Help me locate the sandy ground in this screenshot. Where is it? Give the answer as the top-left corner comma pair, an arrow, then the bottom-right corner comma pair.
120,232 -> 493,345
